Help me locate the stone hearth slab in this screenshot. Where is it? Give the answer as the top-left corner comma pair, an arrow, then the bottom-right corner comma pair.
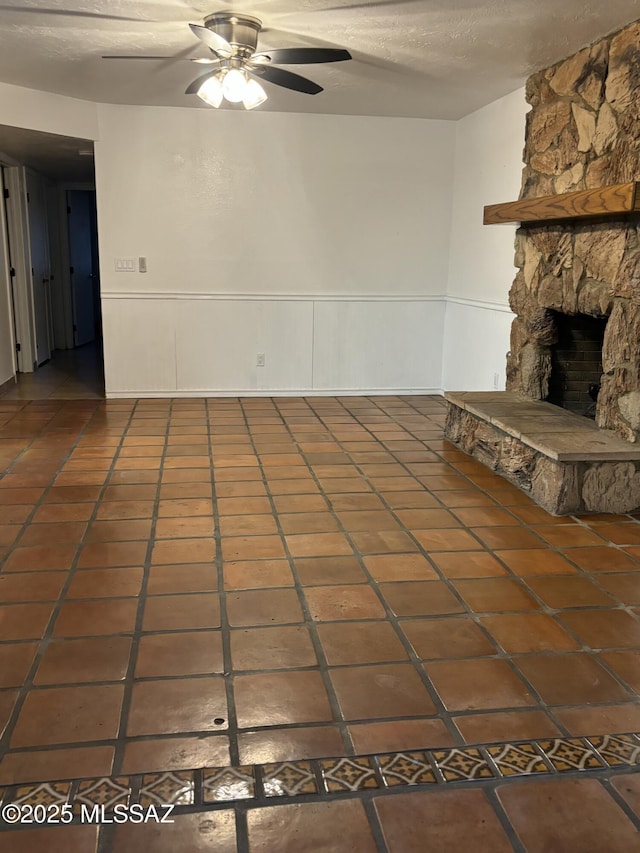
446,392 -> 640,462
445,392 -> 640,515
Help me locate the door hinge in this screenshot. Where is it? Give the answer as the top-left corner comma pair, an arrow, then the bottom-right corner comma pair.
3,187 -> 8,200
15,343 -> 20,352
26,192 -> 30,203
67,205 -> 71,214
70,266 -> 74,275
73,324 -> 77,332
9,267 -> 15,278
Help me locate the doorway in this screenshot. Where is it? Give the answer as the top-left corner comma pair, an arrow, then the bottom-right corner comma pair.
68,189 -> 101,348
0,125 -> 104,399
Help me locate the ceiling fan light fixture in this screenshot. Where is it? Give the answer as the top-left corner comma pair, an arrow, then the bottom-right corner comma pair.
243,78 -> 267,110
221,68 -> 248,103
197,73 -> 224,107
106,13 -> 351,106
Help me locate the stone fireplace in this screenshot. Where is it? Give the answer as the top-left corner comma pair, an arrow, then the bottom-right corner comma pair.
505,19 -> 640,442
445,19 -> 640,514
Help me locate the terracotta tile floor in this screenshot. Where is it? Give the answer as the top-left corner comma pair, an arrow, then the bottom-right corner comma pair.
1,393 -> 640,849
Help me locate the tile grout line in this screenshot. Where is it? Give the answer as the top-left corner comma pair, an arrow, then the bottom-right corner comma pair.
111,397 -> 174,777
600,775 -> 640,832
207,397 -> 242,767
236,397 -> 355,758
484,785 -> 528,852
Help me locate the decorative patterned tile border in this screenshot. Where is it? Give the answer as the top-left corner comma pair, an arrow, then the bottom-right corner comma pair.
538,738 -> 604,772
320,757 -> 379,792
139,771 -> 194,807
12,782 -> 71,808
378,752 -> 436,787
203,767 -> 255,802
1,732 -> 640,824
263,761 -> 317,797
587,734 -> 640,767
432,747 -> 493,782
486,743 -> 549,777
75,777 -> 131,810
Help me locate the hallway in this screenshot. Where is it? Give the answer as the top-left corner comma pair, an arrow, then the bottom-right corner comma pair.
0,394 -> 639,850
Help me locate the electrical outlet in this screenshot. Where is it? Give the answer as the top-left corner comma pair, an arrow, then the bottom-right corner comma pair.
493,372 -> 500,389
256,353 -> 265,367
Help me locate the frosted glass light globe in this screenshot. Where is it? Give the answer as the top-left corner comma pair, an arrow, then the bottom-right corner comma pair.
243,78 -> 267,110
197,74 -> 223,108
222,69 -> 248,103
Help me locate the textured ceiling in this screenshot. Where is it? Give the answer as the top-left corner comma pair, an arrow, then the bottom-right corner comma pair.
0,1 -> 638,119
0,125 -> 94,181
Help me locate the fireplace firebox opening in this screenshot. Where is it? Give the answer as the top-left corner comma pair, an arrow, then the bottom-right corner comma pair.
546,312 -> 607,419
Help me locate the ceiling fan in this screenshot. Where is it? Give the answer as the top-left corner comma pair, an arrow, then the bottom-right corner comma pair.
103,11 -> 352,110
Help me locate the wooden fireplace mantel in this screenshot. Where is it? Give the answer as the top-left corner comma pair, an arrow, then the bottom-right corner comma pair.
483,181 -> 640,225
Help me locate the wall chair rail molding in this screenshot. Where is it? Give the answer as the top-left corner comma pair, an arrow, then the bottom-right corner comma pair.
445,296 -> 513,314
100,292 -> 446,302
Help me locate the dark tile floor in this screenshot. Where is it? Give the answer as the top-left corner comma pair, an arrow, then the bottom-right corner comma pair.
1,344 -> 104,401
0,393 -> 639,850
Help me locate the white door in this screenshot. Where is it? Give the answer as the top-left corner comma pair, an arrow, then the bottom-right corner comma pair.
67,190 -> 95,347
25,170 -> 52,364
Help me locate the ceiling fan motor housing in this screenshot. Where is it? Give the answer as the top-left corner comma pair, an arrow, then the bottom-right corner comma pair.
203,12 -> 262,57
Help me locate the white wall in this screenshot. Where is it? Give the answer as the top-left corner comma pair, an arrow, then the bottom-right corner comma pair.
443,87 -> 527,391
442,298 -> 514,391
95,105 -> 454,395
0,81 -> 530,397
0,82 -> 98,140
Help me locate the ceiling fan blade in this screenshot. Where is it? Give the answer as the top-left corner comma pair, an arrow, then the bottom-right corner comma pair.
250,66 -> 323,95
307,0 -> 425,10
102,55 -> 183,61
185,70 -> 219,96
102,55 -> 218,64
251,48 -> 352,65
189,23 -> 233,58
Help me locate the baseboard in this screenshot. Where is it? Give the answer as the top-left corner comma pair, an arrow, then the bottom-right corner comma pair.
105,387 -> 444,399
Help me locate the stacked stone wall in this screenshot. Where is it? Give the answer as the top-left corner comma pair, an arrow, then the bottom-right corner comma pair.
507,21 -> 640,442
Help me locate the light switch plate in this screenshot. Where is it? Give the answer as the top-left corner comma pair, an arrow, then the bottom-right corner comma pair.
114,258 -> 136,272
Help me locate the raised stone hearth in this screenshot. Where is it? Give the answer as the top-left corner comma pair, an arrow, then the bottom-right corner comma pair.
445,392 -> 640,515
